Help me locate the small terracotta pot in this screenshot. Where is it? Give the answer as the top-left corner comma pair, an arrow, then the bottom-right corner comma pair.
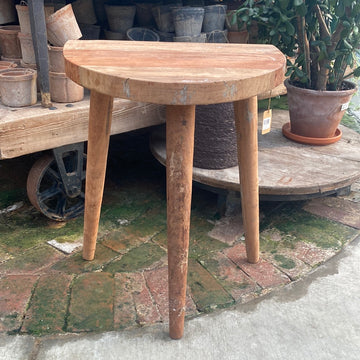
20,60 -> 40,90
48,45 -> 65,72
0,68 -> 37,107
46,4 -> 82,46
0,26 -> 22,59
1,56 -> 22,65
18,32 -> 36,64
16,5 -> 55,35
49,71 -> 84,103
285,79 -> 357,139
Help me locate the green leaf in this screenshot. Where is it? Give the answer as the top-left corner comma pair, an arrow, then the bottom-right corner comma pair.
294,0 -> 303,6
353,66 -> 360,77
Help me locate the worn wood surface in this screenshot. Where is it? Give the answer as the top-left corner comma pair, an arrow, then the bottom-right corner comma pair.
166,105 -> 195,339
150,109 -> 360,197
0,96 -> 166,159
83,91 -> 113,261
64,41 -> 286,105
63,41 -> 286,339
234,97 -> 259,263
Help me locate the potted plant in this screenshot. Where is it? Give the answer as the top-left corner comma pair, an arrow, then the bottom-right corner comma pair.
233,0 -> 360,144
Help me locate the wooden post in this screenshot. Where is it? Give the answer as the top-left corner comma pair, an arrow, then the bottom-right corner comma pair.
233,97 -> 260,264
83,91 -> 114,260
28,0 -> 52,108
166,105 -> 196,340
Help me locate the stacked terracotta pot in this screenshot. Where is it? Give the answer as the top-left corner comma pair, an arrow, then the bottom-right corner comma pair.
46,4 -> 84,103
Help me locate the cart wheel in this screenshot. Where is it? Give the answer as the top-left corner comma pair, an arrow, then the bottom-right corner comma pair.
27,153 -> 86,221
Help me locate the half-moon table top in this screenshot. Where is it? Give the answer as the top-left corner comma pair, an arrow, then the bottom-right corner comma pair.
64,40 -> 286,105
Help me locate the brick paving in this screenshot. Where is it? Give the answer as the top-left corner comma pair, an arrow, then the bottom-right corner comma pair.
0,131 -> 359,337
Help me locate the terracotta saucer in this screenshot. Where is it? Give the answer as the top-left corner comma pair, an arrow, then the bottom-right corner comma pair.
282,122 -> 342,145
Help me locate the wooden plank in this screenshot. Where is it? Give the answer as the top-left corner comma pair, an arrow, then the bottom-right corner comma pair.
150,109 -> 360,196
64,41 -> 286,105
0,96 -> 166,159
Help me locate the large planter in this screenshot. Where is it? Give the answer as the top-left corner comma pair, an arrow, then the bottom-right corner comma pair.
284,79 -> 357,144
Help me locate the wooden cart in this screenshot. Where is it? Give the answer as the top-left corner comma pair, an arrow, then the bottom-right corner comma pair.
0,96 -> 165,220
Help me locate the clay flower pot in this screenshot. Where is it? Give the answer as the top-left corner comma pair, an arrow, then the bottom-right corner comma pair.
49,71 -> 84,103
0,26 -> 22,59
46,4 -> 82,47
0,68 -> 37,107
48,45 -> 65,72
18,32 -> 36,65
284,79 -> 358,144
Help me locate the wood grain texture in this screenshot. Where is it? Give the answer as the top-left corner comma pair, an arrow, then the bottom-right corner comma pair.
234,97 -> 259,264
64,41 -> 286,105
0,97 -> 166,159
166,105 -> 195,339
83,91 -> 113,260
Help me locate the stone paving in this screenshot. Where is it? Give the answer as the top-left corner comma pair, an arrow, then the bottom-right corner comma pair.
0,119 -> 359,338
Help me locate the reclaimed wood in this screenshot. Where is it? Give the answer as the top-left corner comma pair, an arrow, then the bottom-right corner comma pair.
64,41 -> 286,105
0,96 -> 166,159
150,109 -> 360,197
166,105 -> 195,340
234,97 -> 259,264
83,91 -> 113,261
64,40 -> 286,339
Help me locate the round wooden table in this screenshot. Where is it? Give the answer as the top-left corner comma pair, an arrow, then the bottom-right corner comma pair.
64,40 -> 286,339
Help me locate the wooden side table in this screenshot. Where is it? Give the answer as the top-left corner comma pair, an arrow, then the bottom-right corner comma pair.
64,41 -> 285,339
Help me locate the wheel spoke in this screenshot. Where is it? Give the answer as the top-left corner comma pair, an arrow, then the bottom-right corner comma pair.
55,196 -> 67,217
38,185 -> 62,203
45,167 -> 62,182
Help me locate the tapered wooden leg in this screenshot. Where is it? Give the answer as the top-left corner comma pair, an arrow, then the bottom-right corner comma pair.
83,91 -> 114,260
233,97 -> 260,264
166,105 -> 196,339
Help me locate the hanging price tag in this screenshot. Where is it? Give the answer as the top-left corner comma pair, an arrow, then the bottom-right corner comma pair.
262,109 -> 272,134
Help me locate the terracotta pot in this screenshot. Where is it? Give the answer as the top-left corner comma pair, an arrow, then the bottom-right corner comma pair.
285,79 -> 357,139
72,0 -> 97,25
49,71 -> 84,103
48,45 -> 65,72
16,5 -> 55,35
0,60 -> 17,69
1,56 -> 21,65
46,4 -> 82,46
18,32 -> 36,64
227,30 -> 249,43
0,0 -> 17,25
105,5 -> 136,33
0,26 -> 22,59
20,60 -> 40,90
0,68 -> 37,107
16,5 -> 32,35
